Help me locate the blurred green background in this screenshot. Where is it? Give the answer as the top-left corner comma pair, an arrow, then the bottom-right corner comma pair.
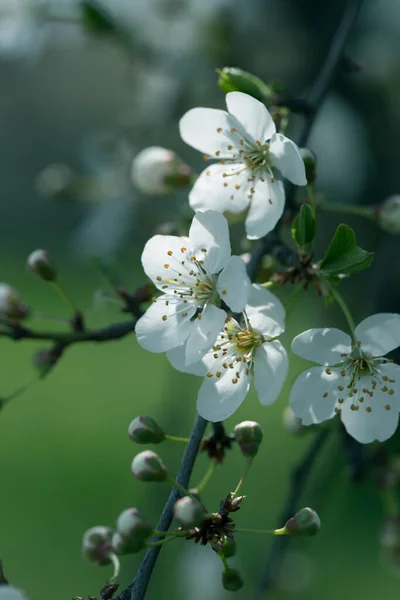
1,0 -> 400,599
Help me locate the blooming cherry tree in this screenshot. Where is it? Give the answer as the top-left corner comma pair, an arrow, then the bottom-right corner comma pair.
179,91 -> 307,239
135,210 -> 251,365
290,314 -> 400,443
168,285 -> 288,421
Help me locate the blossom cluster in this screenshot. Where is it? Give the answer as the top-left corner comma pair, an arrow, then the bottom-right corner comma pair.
134,91 -> 400,444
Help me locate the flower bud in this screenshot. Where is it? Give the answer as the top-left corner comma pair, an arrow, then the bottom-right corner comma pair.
131,450 -> 168,482
27,249 -> 57,282
284,507 -> 321,537
379,517 -> 400,551
0,587 -> 30,600
0,284 -> 29,321
173,496 -> 205,528
282,407 -> 307,436
222,568 -> 244,592
35,164 -> 74,199
220,536 -> 237,558
234,421 -> 263,458
377,195 -> 400,234
114,507 -> 153,553
82,525 -> 113,565
131,147 -> 192,195
300,148 -> 317,184
128,416 -> 165,444
217,67 -> 273,105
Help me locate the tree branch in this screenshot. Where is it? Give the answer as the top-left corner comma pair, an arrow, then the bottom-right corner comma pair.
253,429 -> 330,599
112,415 -> 207,600
0,320 -> 137,346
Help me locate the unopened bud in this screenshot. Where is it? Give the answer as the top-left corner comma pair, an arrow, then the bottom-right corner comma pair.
0,284 -> 29,321
220,536 -> 237,558
284,507 -> 321,537
173,496 -> 205,528
378,196 -> 400,234
82,525 -> 113,565
131,147 -> 192,195
128,416 -> 165,444
35,164 -> 74,199
300,148 -> 317,184
114,508 -> 153,553
222,568 -> 244,592
217,67 -> 273,105
234,421 -> 263,457
27,249 -> 57,282
131,450 -> 168,482
283,407 -> 307,435
379,517 -> 400,551
0,587 -> 30,600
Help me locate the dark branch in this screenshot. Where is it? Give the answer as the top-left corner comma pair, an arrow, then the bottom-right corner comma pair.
0,320 -> 137,346
112,415 -> 207,600
253,429 -> 330,599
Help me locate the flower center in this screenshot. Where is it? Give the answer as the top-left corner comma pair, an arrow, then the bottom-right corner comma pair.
323,347 -> 395,414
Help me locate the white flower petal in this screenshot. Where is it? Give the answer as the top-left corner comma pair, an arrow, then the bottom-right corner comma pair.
246,284 -> 286,336
355,313 -> 400,357
179,107 -> 237,157
184,304 -> 227,365
189,164 -> 252,215
290,366 -> 342,424
217,256 -> 250,312
245,178 -> 285,240
135,298 -> 196,353
197,363 -> 251,421
188,210 -> 231,274
269,133 -> 307,186
341,392 -> 399,444
291,328 -> 352,366
141,234 -> 189,290
167,345 -> 206,376
225,92 -> 276,143
254,341 -> 289,405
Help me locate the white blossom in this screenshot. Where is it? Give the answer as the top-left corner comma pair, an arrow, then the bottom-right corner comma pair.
179,91 -> 306,240
290,314 -> 400,443
168,284 -> 288,421
0,588 -> 29,600
135,210 -> 250,365
131,146 -> 190,195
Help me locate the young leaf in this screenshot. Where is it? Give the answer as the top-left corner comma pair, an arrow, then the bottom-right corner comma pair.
292,203 -> 316,252
319,224 -> 373,276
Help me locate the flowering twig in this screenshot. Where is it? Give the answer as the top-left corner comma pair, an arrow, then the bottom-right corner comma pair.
115,415 -> 207,600
254,429 -> 330,598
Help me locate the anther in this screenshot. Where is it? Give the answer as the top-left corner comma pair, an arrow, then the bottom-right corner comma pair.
162,315 -> 167,321
207,372 -> 213,378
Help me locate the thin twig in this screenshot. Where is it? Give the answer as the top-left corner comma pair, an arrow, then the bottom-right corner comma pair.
0,320 -> 137,347
253,430 -> 330,599
113,415 -> 207,600
253,1 -> 365,595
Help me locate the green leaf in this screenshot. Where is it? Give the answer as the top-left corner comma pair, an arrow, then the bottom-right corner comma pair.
291,203 -> 316,252
319,224 -> 373,276
217,68 -> 273,104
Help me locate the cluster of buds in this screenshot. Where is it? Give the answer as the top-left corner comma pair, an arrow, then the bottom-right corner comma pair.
131,147 -> 192,195
82,508 -> 154,567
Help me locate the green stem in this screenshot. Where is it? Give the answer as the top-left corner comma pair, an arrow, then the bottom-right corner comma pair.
330,287 -> 357,343
318,200 -> 374,219
308,184 -> 316,218
218,551 -> 230,572
109,553 -> 120,583
232,457 -> 253,497
235,527 -> 287,536
152,529 -> 189,538
164,435 -> 190,444
166,478 -> 203,505
145,537 -> 177,548
51,281 -> 79,314
195,460 -> 217,493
